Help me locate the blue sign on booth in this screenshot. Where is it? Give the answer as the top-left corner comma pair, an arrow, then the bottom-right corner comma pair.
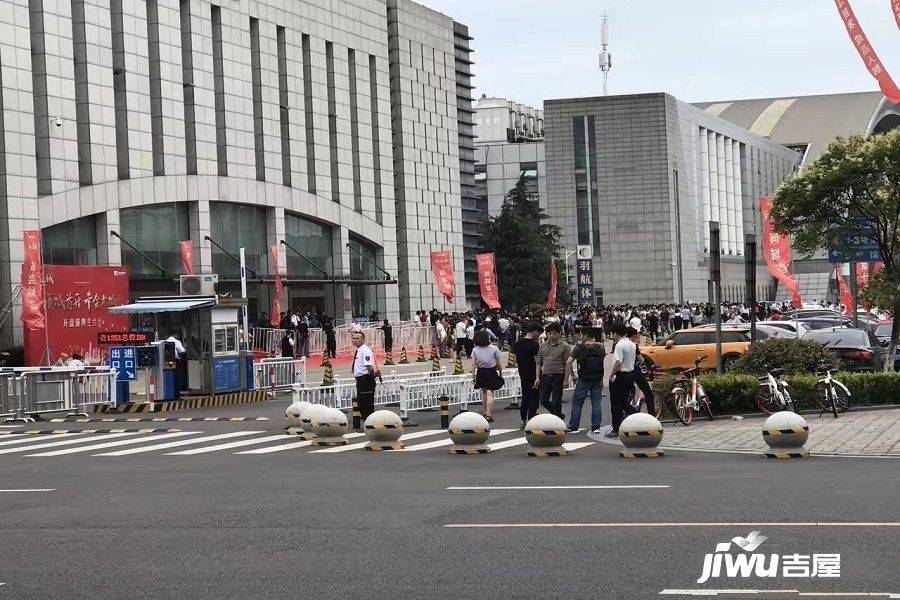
212,356 -> 241,393
109,346 -> 136,381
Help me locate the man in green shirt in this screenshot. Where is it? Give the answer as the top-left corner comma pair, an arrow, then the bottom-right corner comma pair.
534,322 -> 571,419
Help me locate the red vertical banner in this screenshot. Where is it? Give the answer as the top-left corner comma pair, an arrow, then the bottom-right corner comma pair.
476,253 -> 501,309
856,261 -> 870,287
892,0 -> 900,29
871,261 -> 885,275
835,0 -> 900,103
270,245 -> 283,327
759,197 -> 803,309
546,258 -> 558,310
179,240 -> 194,275
429,250 -> 455,304
21,231 -> 45,330
836,266 -> 854,316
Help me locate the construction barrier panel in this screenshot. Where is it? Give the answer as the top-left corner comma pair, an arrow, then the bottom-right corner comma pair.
254,357 -> 307,391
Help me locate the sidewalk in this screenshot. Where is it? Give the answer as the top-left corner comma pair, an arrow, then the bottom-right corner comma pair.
657,408 -> 900,456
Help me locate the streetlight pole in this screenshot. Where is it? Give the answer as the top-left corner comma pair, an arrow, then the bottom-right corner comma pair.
564,249 -> 576,302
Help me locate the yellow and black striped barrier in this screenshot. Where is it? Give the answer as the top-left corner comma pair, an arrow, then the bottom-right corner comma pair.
764,450 -> 810,459
0,428 -> 180,435
47,416 -> 268,423
450,447 -> 489,455
619,450 -> 665,459
526,448 -> 568,457
621,430 -> 663,438
439,396 -> 450,428
365,442 -> 404,451
384,350 -> 395,366
352,398 -> 361,430
416,345 -> 426,362
93,389 -> 267,413
762,426 -> 809,437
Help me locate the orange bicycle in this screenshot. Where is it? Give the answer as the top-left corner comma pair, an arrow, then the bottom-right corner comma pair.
656,355 -> 714,426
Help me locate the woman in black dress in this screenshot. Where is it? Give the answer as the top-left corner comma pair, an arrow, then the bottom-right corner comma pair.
471,329 -> 503,422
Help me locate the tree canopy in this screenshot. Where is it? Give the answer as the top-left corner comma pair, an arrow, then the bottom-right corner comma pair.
480,174 -> 563,311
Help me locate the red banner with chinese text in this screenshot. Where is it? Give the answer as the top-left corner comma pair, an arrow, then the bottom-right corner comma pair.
180,240 -> 194,275
270,244 -> 282,327
476,253 -> 501,309
892,0 -> 900,29
546,258 -> 558,310
21,231 -> 45,331
429,250 -> 455,304
835,0 -> 900,103
836,266 -> 854,316
856,261 -> 870,287
25,265 -> 130,366
759,197 -> 803,309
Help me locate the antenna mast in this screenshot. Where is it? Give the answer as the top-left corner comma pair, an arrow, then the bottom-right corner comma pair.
599,14 -> 612,95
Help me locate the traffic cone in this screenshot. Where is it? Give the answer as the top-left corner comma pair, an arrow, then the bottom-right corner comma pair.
507,350 -> 518,369
501,339 -> 510,352
384,350 -> 395,366
321,355 -> 334,386
320,353 -> 329,366
416,345 -> 426,362
453,356 -> 464,375
431,348 -> 441,372
399,347 -> 409,364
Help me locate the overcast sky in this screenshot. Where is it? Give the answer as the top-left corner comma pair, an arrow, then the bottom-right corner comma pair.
420,0 -> 900,107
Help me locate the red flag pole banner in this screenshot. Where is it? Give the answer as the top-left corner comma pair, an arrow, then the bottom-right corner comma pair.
893,0 -> 900,29
429,250 -> 455,304
759,197 -> 803,309
475,253 -> 501,309
835,0 -> 900,103
546,258 -> 558,310
270,244 -> 283,327
836,266 -> 854,316
179,240 -> 194,275
21,231 -> 46,364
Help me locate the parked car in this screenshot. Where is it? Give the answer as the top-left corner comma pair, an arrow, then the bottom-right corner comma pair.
874,320 -> 900,370
803,327 -> 887,372
642,325 -> 776,371
794,315 -> 854,330
782,308 -> 842,319
757,320 -> 810,338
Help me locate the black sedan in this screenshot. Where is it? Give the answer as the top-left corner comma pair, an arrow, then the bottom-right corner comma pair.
803,327 -> 887,372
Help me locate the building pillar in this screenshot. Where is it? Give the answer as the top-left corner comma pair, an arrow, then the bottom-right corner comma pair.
189,200 -> 212,274
723,137 -> 736,255
715,134 -> 730,254
96,209 -> 121,266
333,226 -> 352,323
732,140 -> 745,254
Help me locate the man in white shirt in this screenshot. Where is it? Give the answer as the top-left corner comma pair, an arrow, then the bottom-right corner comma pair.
454,318 -> 468,358
165,332 -> 188,398
606,322 -> 637,438
351,331 -> 377,425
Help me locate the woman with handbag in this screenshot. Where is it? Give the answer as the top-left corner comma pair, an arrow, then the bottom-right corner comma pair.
471,329 -> 503,423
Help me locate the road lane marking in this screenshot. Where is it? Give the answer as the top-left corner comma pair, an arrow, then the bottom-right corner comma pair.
486,436 -> 529,451
401,428 -> 516,452
660,591 -> 900,597
0,432 -> 145,454
444,522 -> 900,529
165,434 -> 291,455
0,489 -> 55,492
94,431 -> 262,456
446,485 -> 670,490
0,433 -> 81,448
562,442 -> 594,452
234,432 -> 365,454
26,432 -> 197,456
311,429 -> 445,453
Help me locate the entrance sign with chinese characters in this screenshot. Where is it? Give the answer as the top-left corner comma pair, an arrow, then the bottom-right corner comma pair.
429,250 -> 456,304
834,0 -> 900,103
575,245 -> 595,306
759,197 -> 802,308
109,346 -> 137,381
475,253 -> 500,309
25,265 -> 130,366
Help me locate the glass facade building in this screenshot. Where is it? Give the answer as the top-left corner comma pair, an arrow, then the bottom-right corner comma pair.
120,204 -> 191,277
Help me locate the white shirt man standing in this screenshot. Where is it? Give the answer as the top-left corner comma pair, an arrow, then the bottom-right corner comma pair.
606,322 -> 637,438
351,331 -> 376,426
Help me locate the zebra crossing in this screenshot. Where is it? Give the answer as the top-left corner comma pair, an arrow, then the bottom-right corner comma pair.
0,429 -> 600,458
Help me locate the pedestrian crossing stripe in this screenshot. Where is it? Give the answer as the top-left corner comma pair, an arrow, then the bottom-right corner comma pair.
0,429 -> 599,457
45,417 -> 270,423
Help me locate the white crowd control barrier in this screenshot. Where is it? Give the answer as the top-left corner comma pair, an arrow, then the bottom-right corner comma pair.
291,382 -> 356,411
399,370 -> 523,421
254,358 -> 307,392
1,367 -> 117,422
332,368 -> 447,406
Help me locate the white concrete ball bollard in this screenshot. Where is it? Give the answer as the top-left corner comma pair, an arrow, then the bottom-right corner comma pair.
617,413 -> 664,458
297,403 -> 327,440
523,414 -> 567,457
364,410 -> 404,451
448,412 -> 490,454
762,411 -> 810,458
285,399 -> 309,427
311,407 -> 348,446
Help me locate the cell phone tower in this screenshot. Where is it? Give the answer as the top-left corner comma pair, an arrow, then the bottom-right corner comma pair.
599,14 -> 612,95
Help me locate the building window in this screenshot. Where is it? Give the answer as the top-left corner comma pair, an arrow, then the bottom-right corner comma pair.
348,238 -> 378,318
284,213 -> 333,278
120,204 -> 190,276
209,203 -> 267,277
42,216 -> 98,265
572,116 -> 600,257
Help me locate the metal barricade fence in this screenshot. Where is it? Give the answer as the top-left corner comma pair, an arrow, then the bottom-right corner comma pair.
0,367 -> 117,421
0,372 -> 17,419
291,382 -> 356,411
72,369 -> 118,412
399,376 -> 469,420
253,324 -> 439,358
255,357 -> 307,391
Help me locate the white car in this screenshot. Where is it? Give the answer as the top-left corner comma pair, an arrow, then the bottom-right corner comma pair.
757,320 -> 810,338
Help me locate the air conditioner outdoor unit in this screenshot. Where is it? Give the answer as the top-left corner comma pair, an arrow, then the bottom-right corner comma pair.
180,274 -> 218,296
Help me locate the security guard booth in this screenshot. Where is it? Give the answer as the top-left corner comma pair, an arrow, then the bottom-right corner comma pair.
108,296 -> 253,399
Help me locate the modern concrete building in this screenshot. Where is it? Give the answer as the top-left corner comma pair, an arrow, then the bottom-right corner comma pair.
0,0 -> 474,346
544,92 -> 802,305
466,96 -> 545,306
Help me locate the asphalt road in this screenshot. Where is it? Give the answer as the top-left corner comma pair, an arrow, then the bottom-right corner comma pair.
0,396 -> 897,599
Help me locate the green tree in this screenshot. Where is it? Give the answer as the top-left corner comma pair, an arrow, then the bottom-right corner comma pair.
771,129 -> 900,370
480,175 -> 562,311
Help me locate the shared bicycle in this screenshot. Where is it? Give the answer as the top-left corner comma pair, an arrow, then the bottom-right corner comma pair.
655,356 -> 714,426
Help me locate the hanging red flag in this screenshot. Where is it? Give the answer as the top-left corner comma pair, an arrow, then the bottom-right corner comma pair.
270,244 -> 283,327
546,258 -> 558,310
759,197 -> 803,309
892,0 -> 900,29
835,0 -> 900,103
476,253 -> 501,309
429,250 -> 455,304
856,261 -> 870,288
871,261 -> 885,275
179,240 -> 194,275
21,230 -> 45,330
835,265 -> 854,316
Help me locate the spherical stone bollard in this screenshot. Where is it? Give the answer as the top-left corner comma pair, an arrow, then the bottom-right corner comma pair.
284,397 -> 309,431
364,410 -> 404,451
448,412 -> 491,455
762,411 -> 810,459
524,414 -> 568,457
296,403 -> 327,440
311,407 -> 349,446
618,413 -> 665,458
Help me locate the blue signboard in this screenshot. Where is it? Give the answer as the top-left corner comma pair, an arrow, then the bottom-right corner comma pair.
109,346 -> 136,381
828,230 -> 883,263
212,356 -> 241,393
576,257 -> 595,306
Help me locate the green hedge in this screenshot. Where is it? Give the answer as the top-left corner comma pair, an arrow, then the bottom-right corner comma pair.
655,372 -> 900,414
